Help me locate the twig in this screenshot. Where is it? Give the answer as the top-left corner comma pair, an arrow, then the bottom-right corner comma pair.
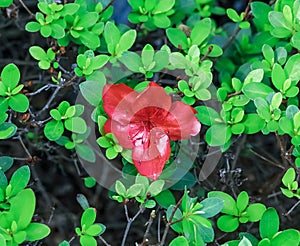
18,0 -> 35,17
99,0 -> 115,15
159,195 -> 183,246
98,235 -> 111,246
121,202 -> 146,246
284,199 -> 300,216
143,210 -> 155,243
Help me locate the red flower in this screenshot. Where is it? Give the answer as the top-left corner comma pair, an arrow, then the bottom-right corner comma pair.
102,82 -> 201,180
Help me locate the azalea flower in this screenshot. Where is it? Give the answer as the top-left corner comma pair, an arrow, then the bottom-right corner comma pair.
102,82 -> 201,180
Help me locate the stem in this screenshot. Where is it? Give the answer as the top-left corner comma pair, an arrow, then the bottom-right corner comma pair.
99,0 -> 115,15
159,195 -> 183,246
284,199 -> 300,216
98,235 -> 111,246
121,203 -> 146,246
18,0 -> 35,17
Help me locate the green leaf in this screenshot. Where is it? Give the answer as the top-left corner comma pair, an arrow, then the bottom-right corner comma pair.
86,223 -> 103,236
81,207 -> 96,227
91,55 -> 109,70
206,124 -> 232,146
119,52 -> 142,72
244,69 -> 264,84
0,156 -> 13,172
271,229 -> 300,246
106,146 -> 118,159
166,28 -> 188,50
80,235 -> 97,246
44,120 -> 64,141
199,197 -> 224,218
77,12 -> 98,28
26,223 -> 51,241
152,14 -> 171,28
104,22 -> 120,54
64,117 -> 87,134
115,180 -> 126,197
0,122 -> 17,139
79,31 -> 100,50
191,18 -> 211,46
291,32 -> 300,50
284,54 -> 300,81
242,83 -> 274,100
0,0 -> 13,7
0,234 -> 6,246
29,46 -> 48,61
147,180 -> 164,197
59,240 -> 70,246
127,184 -> 143,197
115,29 -> 137,55
128,0 -> 144,11
10,188 -> 35,229
0,170 -> 8,189
79,79 -> 105,107
243,114 -> 265,134
169,236 -> 189,246
282,168 -> 296,187
152,0 -> 174,14
245,203 -> 266,222
84,177 -> 96,188
236,191 -> 249,213
142,44 -> 154,67
25,22 -> 41,32
1,63 -> 20,89
9,94 -> 29,112
208,191 -> 238,216
272,63 -> 286,90
9,165 -> 30,197
227,8 -> 242,22
76,144 -> 96,163
155,189 -> 175,208
259,208 -> 279,239
268,11 -> 292,30
217,215 -> 239,232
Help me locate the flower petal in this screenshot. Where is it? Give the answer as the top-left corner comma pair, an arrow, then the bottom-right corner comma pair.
104,119 -> 133,148
102,84 -> 138,124
156,101 -> 201,140
132,82 -> 172,117
132,128 -> 170,180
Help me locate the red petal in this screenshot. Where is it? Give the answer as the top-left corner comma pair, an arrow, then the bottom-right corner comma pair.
102,84 -> 138,124
132,128 -> 170,180
104,119 -> 133,148
156,101 -> 201,140
131,83 -> 172,118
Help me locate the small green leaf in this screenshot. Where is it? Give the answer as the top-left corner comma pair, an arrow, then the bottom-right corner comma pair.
271,229 -> 300,246
147,180 -> 164,197
9,165 -> 30,197
236,191 -> 249,213
115,180 -> 126,197
208,191 -> 238,216
10,188 -> 35,229
9,94 -> 29,112
115,29 -> 137,55
199,197 -> 224,218
245,203 -> 266,222
169,236 -> 189,246
206,124 -> 232,146
191,18 -> 211,46
282,168 -> 296,187
44,120 -> 64,141
217,215 -> 239,232
166,28 -> 188,50
1,63 -> 20,89
243,83 -> 274,100
127,184 -> 143,197
76,144 -> 96,163
81,207 -> 96,227
26,223 -> 51,241
259,208 -> 279,239
227,8 -> 242,22
0,156 -> 13,172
